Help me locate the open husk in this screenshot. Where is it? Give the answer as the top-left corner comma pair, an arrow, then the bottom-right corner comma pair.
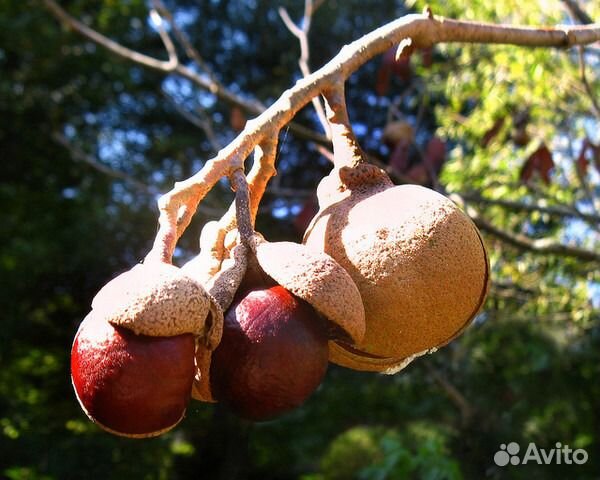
91,262 -> 223,348
253,237 -> 365,345
191,235 -> 366,402
305,178 -> 490,371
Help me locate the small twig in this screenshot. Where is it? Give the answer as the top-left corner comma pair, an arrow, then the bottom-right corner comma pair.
52,131 -> 224,217
452,193 -> 600,263
149,8 -> 178,66
577,46 -> 600,119
43,0 -> 328,148
566,130 -> 600,216
562,0 -> 595,25
460,191 -> 600,225
162,92 -> 223,153
43,0 -> 178,71
279,1 -> 331,137
151,0 -> 224,93
52,132 -> 155,193
424,361 -> 475,426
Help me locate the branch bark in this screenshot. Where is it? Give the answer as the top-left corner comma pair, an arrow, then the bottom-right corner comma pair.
43,1 -> 600,263
42,0 -> 330,148
279,1 -> 331,137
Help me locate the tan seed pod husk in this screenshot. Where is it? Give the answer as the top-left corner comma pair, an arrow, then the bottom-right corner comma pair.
91,262 -> 223,348
253,237 -> 365,345
305,181 -> 490,369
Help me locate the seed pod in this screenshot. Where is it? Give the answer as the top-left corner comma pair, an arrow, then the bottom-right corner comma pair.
91,262 -> 222,345
72,262 -> 223,437
304,151 -> 489,373
191,235 -> 366,404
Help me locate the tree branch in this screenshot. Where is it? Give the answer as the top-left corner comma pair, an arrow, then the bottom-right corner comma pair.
460,191 -> 600,225
451,193 -> 600,263
43,0 -> 178,71
44,1 -> 600,262
52,131 -> 224,217
279,1 -> 331,137
423,361 -> 475,427
577,46 -> 600,119
43,0 -> 331,148
151,0 -> 218,80
562,0 -> 595,25
52,131 -> 155,193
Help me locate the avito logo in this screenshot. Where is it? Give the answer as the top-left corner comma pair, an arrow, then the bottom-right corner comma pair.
494,442 -> 588,467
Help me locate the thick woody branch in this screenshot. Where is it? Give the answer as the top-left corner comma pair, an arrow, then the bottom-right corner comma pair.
44,0 -> 600,262
148,10 -> 600,261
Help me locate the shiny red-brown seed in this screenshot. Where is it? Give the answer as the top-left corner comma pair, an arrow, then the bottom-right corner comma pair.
210,285 -> 328,421
71,313 -> 195,437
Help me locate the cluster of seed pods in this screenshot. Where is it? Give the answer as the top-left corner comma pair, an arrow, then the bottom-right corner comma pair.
70,90 -> 489,438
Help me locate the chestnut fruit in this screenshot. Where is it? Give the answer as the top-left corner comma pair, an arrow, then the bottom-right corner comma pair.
210,285 -> 328,421
71,313 -> 196,437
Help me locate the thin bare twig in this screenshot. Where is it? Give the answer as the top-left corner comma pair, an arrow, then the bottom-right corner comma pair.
43,0 -> 328,147
43,0 -> 178,71
52,131 -> 225,217
151,0 -> 224,94
163,92 -> 223,153
44,0 -> 600,263
562,0 -> 595,25
577,46 -> 600,119
460,191 -> 600,225
566,130 -> 600,216
423,361 -> 475,426
279,1 -> 331,137
452,193 -> 600,263
52,131 -> 155,193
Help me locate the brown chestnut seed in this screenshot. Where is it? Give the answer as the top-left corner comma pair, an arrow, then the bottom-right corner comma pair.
71,313 -> 196,438
210,285 -> 328,421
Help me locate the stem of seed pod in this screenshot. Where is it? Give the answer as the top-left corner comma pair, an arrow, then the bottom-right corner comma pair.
322,85 -> 365,170
230,169 -> 254,247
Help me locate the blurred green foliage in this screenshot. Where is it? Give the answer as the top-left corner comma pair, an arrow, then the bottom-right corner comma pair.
1,0 -> 599,479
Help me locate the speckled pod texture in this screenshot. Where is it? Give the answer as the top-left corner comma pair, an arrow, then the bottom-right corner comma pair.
255,239 -> 365,344
92,262 -> 220,341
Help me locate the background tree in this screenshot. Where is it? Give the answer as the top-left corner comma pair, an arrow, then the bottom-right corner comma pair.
1,0 -> 599,479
